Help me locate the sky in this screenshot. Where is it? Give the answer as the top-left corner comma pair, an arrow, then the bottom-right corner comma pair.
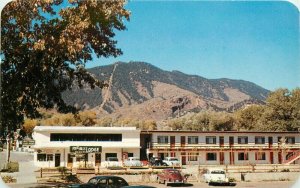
0,0 -> 299,91
91,1 -> 300,91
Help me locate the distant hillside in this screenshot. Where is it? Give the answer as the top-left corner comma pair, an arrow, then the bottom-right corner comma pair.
62,62 -> 269,121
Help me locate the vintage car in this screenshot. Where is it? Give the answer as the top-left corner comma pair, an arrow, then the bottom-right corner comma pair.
149,157 -> 168,166
163,157 -> 181,167
202,168 -> 229,185
123,157 -> 143,167
157,168 -> 186,186
68,176 -> 129,188
102,157 -> 122,168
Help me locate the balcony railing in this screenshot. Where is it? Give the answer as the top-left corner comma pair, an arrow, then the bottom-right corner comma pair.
148,142 -> 300,150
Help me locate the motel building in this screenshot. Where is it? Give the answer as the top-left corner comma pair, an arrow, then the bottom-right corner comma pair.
32,126 -> 140,168
140,131 -> 300,165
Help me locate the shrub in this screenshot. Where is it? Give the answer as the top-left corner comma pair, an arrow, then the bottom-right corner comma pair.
228,177 -> 236,182
6,162 -> 19,172
281,169 -> 290,172
1,175 -> 16,183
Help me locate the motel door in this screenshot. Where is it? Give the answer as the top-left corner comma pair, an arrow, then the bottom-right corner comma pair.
219,136 -> 224,148
181,136 -> 186,147
181,152 -> 186,165
270,152 -> 274,164
170,136 -> 175,148
220,152 -> 224,165
55,154 -> 61,167
95,153 -> 101,166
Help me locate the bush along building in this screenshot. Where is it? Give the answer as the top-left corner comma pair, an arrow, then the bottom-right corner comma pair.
32,126 -> 300,168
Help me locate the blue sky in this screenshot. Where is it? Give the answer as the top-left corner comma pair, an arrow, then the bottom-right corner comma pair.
0,0 -> 299,91
89,1 -> 299,91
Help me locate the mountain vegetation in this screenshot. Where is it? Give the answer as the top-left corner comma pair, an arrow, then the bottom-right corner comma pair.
21,88 -> 300,137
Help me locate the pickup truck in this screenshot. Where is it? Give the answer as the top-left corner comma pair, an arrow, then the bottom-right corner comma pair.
123,157 -> 143,167
163,157 -> 181,167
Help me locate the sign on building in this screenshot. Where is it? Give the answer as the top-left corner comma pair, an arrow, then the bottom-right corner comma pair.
70,146 -> 102,153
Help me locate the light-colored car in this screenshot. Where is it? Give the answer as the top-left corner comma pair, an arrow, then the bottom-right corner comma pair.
102,157 -> 122,168
163,157 -> 181,167
123,157 -> 143,167
202,168 -> 229,185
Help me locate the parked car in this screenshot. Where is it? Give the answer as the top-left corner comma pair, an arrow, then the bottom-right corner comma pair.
202,168 -> 229,185
121,186 -> 156,188
123,157 -> 143,167
157,168 -> 186,186
68,176 -> 129,188
163,157 -> 180,167
102,157 -> 122,168
149,157 -> 168,166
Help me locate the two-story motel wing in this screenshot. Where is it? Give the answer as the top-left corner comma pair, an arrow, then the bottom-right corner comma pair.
32,126 -> 140,168
140,131 -> 300,165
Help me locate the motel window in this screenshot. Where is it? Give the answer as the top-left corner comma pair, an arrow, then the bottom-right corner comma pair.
206,153 -> 217,161
255,136 -> 265,144
157,136 -> 169,144
46,154 -> 53,161
128,153 -> 134,157
238,136 -> 248,144
286,137 -> 295,144
188,136 -> 199,144
238,152 -> 248,161
105,153 -> 117,160
50,133 -> 122,142
256,152 -> 266,160
206,136 -> 216,144
37,154 -> 47,161
188,153 -> 198,161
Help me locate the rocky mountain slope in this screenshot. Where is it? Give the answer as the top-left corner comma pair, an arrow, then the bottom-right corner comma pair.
62,62 -> 269,121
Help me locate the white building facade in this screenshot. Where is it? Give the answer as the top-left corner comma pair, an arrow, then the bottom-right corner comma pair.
32,126 -> 140,168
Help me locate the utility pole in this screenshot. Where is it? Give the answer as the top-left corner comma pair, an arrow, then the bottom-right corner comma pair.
6,136 -> 10,163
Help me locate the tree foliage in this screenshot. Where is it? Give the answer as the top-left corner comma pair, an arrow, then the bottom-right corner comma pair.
1,0 -> 130,134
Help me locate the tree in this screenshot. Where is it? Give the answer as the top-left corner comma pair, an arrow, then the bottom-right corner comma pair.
1,0 -> 130,135
22,119 -> 38,137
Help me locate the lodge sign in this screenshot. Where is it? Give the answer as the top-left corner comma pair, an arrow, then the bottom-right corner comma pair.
70,146 -> 102,153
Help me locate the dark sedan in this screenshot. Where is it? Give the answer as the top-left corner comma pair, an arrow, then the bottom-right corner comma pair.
68,176 -> 129,188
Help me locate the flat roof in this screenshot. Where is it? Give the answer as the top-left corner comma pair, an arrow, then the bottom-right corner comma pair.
34,126 -> 140,133
141,130 -> 300,134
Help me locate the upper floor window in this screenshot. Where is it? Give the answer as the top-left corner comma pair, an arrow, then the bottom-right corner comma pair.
206,136 -> 216,144
50,133 -> 122,142
286,137 -> 295,144
238,136 -> 248,144
255,136 -> 265,144
188,136 -> 199,144
157,136 -> 169,144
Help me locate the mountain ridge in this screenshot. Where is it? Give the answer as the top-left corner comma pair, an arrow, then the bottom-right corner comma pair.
62,61 -> 269,121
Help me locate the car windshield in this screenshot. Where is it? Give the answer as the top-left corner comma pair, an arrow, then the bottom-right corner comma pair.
168,170 -> 180,174
211,170 -> 225,174
170,158 -> 178,161
108,157 -> 118,161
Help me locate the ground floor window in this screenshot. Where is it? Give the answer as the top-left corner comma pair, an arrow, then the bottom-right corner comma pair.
128,153 -> 134,157
238,152 -> 248,160
46,154 -> 53,161
188,153 -> 198,161
105,153 -> 117,160
256,152 -> 266,160
206,153 -> 217,161
37,153 -> 47,161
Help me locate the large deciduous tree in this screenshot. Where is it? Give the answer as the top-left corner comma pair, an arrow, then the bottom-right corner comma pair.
1,0 -> 130,135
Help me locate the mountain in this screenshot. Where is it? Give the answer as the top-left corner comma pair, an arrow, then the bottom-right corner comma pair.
62,62 -> 269,121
